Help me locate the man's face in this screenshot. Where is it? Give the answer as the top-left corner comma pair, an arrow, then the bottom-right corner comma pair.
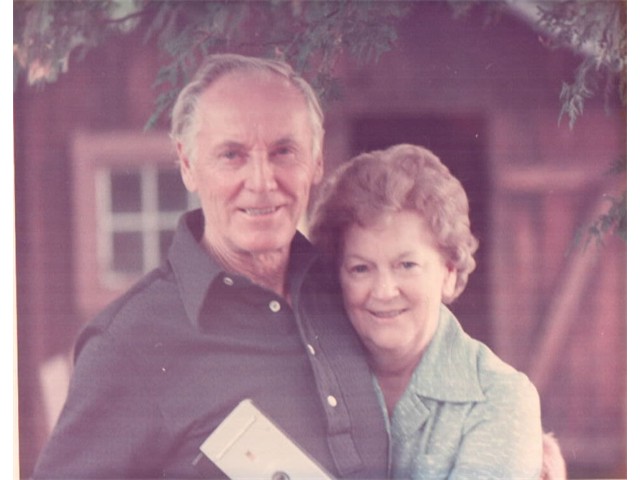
179,71 -> 323,258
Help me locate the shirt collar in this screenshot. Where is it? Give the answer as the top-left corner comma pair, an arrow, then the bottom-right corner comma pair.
409,305 -> 486,403
168,209 -> 319,328
168,210 -> 223,328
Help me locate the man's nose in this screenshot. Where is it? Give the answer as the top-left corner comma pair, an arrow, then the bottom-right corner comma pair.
245,151 -> 277,192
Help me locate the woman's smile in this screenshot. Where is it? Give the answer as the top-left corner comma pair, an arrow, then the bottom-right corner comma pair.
366,308 -> 409,320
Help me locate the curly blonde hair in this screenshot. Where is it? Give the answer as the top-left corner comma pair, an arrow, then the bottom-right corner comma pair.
309,143 -> 478,303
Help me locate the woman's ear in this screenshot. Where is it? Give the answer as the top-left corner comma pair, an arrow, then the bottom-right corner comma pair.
441,264 -> 458,304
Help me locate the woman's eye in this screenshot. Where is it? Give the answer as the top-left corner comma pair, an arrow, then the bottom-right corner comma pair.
399,261 -> 418,270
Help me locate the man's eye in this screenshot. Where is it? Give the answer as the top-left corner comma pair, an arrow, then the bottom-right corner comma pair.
222,150 -> 241,160
272,146 -> 294,157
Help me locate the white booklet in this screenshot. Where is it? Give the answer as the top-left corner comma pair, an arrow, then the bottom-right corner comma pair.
195,399 -> 334,479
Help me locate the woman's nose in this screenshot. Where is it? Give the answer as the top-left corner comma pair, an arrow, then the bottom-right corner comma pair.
371,271 -> 399,300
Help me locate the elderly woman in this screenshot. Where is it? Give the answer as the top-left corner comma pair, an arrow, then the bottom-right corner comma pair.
309,144 -> 543,479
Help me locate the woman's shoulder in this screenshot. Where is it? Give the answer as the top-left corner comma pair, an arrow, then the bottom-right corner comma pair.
440,311 -> 539,403
471,340 -> 540,407
424,309 -> 538,406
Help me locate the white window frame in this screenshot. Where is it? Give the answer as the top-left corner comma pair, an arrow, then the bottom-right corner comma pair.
95,165 -> 198,288
72,130 -> 198,321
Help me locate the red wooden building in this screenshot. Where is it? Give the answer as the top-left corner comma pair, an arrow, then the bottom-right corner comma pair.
14,2 -> 626,478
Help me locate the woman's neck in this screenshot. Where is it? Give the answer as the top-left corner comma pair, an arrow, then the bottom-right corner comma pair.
371,350 -> 423,417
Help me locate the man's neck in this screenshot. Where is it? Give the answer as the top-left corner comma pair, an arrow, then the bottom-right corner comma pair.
200,238 -> 290,298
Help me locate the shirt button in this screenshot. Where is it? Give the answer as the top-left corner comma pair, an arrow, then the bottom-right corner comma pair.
307,344 -> 316,356
222,276 -> 234,286
269,300 -> 281,313
327,395 -> 338,407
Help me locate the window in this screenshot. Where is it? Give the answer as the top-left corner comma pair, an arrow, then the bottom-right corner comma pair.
72,131 -> 198,321
96,166 -> 198,287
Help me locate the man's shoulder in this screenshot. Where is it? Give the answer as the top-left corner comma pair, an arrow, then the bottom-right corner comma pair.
79,262 -> 181,345
301,248 -> 338,287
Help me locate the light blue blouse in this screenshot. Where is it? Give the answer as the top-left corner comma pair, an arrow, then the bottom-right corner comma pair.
376,306 -> 543,479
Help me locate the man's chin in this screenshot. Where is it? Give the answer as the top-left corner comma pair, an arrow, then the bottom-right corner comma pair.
238,233 -> 294,256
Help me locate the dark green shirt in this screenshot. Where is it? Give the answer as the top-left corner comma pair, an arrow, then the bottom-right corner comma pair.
34,209 -> 389,479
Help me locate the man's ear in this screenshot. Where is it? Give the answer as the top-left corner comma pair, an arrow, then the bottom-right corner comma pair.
177,142 -> 197,193
312,151 -> 324,185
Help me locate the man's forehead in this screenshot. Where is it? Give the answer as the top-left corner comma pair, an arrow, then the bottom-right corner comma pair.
195,75 -> 307,124
196,74 -> 310,125
203,69 -> 304,103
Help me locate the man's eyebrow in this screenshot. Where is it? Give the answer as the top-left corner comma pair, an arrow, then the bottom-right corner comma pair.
271,136 -> 299,147
342,252 -> 372,263
217,140 -> 246,149
208,141 -> 246,154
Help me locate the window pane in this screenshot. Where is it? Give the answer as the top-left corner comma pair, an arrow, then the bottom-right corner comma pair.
112,231 -> 143,274
158,169 -> 188,212
159,229 -> 175,261
111,171 -> 142,212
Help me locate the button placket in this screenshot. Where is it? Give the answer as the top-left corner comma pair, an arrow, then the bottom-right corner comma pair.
291,287 -> 366,474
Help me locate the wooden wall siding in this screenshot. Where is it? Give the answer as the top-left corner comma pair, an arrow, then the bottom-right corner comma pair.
488,110 -> 626,474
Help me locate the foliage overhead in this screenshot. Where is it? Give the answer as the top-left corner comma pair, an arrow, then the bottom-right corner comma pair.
536,0 -> 626,129
450,0 -> 626,245
535,0 -> 626,245
14,0 -> 411,128
15,0 -> 625,129
14,0 -> 141,86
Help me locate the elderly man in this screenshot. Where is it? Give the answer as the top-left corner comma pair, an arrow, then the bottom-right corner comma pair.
33,54 -> 389,479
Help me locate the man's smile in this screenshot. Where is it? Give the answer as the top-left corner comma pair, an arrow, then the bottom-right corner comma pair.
240,206 -> 281,216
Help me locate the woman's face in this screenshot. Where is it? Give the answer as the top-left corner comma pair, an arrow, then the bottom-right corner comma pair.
340,210 -> 457,364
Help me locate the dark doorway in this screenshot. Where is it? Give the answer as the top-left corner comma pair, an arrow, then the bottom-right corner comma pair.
350,115 -> 491,345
